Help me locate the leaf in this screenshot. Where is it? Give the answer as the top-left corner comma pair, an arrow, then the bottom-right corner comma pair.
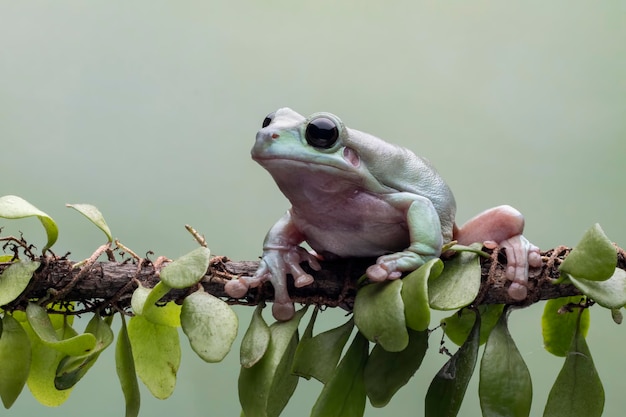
66,203 -> 113,242
0,195 -> 58,251
543,311 -> 604,417
127,315 -> 180,399
354,280 -> 408,352
365,328 -> 428,408
311,332 -> 369,417
181,290 -> 238,362
479,309 -> 532,417
54,313 -> 114,390
442,304 -> 505,346
401,258 -> 443,331
131,282 -> 180,327
567,268 -> 626,309
0,314 -> 31,408
0,260 -> 40,306
159,247 -> 211,289
116,315 -> 140,417
429,249 -> 481,310
26,303 -> 96,356
425,310 -> 480,417
240,304 -> 271,368
292,311 -> 354,383
238,307 -> 306,417
559,223 -> 616,281
542,297 -> 590,357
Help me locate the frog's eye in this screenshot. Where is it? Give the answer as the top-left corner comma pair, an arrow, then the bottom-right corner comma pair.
262,112 -> 275,128
305,117 -> 339,149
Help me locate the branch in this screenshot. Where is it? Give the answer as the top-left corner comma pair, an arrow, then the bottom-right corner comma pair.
2,245 -> 625,314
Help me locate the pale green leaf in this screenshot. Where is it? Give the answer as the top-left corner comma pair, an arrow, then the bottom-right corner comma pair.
429,249 -> 481,310
0,260 -> 40,306
240,304 -> 271,368
559,223 -> 616,281
0,314 -> 31,408
66,203 -> 112,242
132,282 -> 180,327
568,268 -> 626,309
116,315 -> 140,417
160,247 -> 211,289
542,297 -> 590,357
401,258 -> 443,331
127,315 -> 180,399
181,290 -> 238,362
354,280 -> 408,352
0,195 -> 58,251
442,304 -> 504,346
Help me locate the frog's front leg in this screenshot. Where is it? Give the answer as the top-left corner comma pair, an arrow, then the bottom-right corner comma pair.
367,195 -> 443,281
223,211 -> 320,321
454,205 -> 542,300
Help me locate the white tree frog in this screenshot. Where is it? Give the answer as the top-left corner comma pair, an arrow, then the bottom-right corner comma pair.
225,108 -> 542,321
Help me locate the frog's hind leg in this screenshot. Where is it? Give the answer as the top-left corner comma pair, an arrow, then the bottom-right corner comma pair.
454,205 -> 542,300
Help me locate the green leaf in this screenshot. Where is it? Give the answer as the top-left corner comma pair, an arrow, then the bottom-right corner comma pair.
354,280 -> 408,352
542,297 -> 589,357
559,223 -> 616,281
54,313 -> 114,390
0,260 -> 40,306
127,315 -> 180,399
365,328 -> 428,408
26,303 -> 96,356
240,304 -> 271,368
116,315 -> 140,417
0,314 -> 31,408
0,195 -> 58,251
131,282 -> 180,327
479,309 -> 532,417
442,304 -> 505,346
22,315 -> 76,406
311,332 -> 369,417
543,312 -> 604,417
292,311 -> 354,383
66,203 -> 113,242
238,308 -> 306,417
181,290 -> 238,363
425,310 -> 480,417
159,247 -> 211,289
429,249 -> 481,310
567,268 -> 626,309
401,258 -> 443,331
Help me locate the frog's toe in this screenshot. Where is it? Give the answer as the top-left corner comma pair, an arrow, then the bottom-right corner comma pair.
366,260 -> 402,282
224,278 -> 250,299
272,301 -> 295,321
499,235 -> 541,301
294,273 -> 314,288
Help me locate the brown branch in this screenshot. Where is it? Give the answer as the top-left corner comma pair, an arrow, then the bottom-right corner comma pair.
1,246 -> 625,314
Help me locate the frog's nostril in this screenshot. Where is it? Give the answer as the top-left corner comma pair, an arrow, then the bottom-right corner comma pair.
271,133 -> 280,139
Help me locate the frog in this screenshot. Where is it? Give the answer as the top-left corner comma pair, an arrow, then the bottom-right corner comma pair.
225,108 -> 542,321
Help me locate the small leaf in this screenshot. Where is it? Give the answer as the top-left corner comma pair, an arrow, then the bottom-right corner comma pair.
159,247 -> 211,289
26,303 -> 96,356
442,304 -> 505,346
401,258 -> 443,331
66,203 -> 113,242
354,280 -> 408,352
238,308 -> 306,417
116,315 -> 140,417
543,311 -> 604,417
542,297 -> 590,357
0,314 -> 31,408
0,195 -> 58,251
425,310 -> 480,417
429,249 -> 481,310
479,309 -> 532,417
54,313 -> 114,390
127,315 -> 180,399
311,332 -> 369,417
567,268 -> 626,309
611,308 -> 623,325
0,260 -> 40,306
132,282 -> 180,327
181,290 -> 238,363
365,328 -> 428,407
292,311 -> 354,383
559,224 -> 616,281
240,304 -> 271,368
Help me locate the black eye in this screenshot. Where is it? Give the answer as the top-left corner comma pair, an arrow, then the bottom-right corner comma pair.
305,117 -> 339,149
262,112 -> 275,128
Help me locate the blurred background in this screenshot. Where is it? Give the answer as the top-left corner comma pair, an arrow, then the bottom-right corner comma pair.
1,1 -> 624,416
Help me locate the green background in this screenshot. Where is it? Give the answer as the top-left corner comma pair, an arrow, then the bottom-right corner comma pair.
1,1 -> 624,416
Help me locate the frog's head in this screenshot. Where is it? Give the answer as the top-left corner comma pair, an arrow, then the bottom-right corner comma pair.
252,108 -> 398,193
